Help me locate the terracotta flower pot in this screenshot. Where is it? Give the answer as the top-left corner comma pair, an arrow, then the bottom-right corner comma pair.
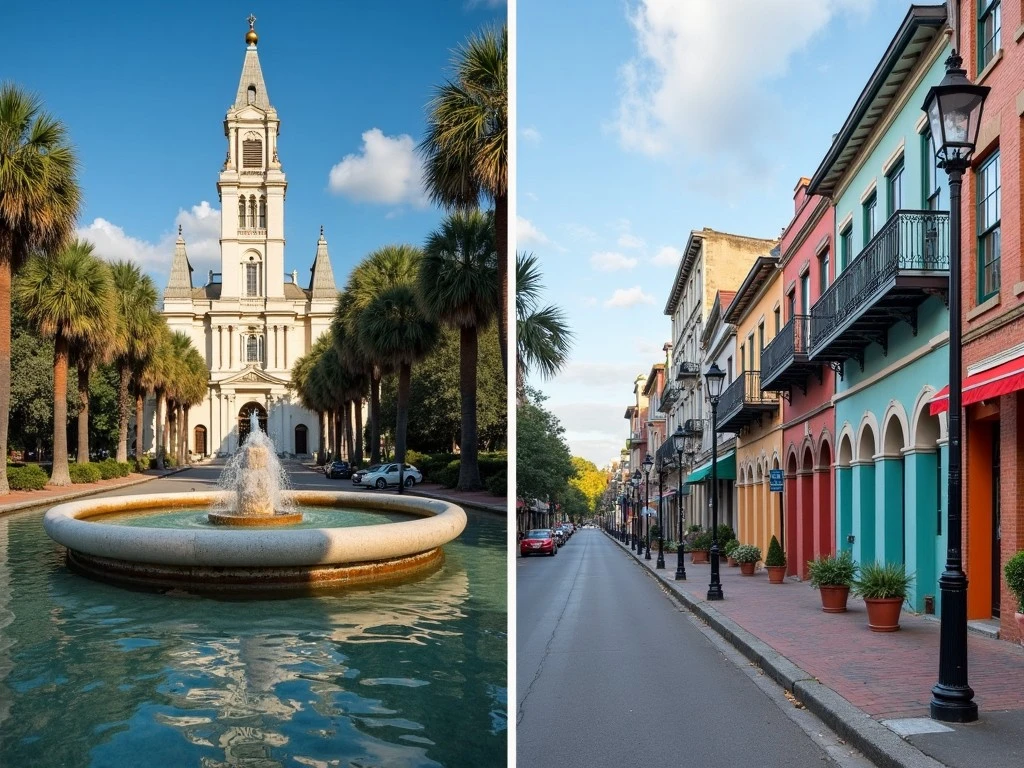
864,597 -> 903,632
1015,612 -> 1024,645
727,556 -> 738,567
739,562 -> 755,576
691,550 -> 709,564
819,585 -> 850,613
766,565 -> 786,584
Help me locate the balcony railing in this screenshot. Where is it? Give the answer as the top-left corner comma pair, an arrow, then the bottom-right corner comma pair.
684,418 -> 706,435
676,361 -> 701,381
716,371 -> 779,433
808,210 -> 949,366
628,430 -> 646,447
656,439 -> 679,468
659,383 -> 680,413
760,314 -> 817,393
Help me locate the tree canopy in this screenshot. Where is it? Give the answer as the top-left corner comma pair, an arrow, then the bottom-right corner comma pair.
569,456 -> 609,513
516,388 -> 574,507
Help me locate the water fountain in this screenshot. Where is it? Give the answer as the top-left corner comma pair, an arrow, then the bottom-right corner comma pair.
42,416 -> 466,592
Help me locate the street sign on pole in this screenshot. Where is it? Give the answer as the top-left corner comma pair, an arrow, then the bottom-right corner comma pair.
769,469 -> 784,493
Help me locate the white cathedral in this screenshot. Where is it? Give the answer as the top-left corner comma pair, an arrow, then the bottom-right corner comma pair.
146,18 -> 335,458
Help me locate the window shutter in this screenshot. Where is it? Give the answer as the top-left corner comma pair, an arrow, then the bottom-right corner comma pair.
242,139 -> 263,168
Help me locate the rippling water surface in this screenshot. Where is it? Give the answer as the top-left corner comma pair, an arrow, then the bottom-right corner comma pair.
95,506 -> 415,529
0,507 -> 506,767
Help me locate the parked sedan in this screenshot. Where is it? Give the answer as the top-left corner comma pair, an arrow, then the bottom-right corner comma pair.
351,464 -> 381,484
355,463 -> 423,489
326,460 -> 352,479
520,529 -> 557,557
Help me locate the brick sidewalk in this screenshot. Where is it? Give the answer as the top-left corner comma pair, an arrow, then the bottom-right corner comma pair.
0,468 -> 187,516
409,482 -> 506,514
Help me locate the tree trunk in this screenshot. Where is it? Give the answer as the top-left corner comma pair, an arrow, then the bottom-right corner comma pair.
0,257 -> 11,494
345,401 -> 355,462
76,359 -> 90,464
135,391 -> 145,467
182,406 -> 190,464
396,362 -> 411,494
458,325 -> 483,490
155,391 -> 165,470
177,404 -> 185,465
354,399 -> 364,466
50,336 -> 72,486
327,410 -> 336,462
495,193 -> 508,378
318,411 -> 326,462
116,363 -> 131,462
369,370 -> 381,465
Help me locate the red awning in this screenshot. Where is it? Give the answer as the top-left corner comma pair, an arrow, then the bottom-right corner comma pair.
929,355 -> 1024,415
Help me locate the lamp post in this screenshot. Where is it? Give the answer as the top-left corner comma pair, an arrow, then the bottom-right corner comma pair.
705,362 -> 727,601
631,470 -> 641,551
642,454 -> 654,561
672,425 -> 688,580
656,459 -> 666,569
922,46 -> 988,724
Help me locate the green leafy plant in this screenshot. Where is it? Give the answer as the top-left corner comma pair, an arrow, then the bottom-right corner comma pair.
1004,551 -> 1024,613
723,538 -> 739,556
649,523 -> 661,540
485,469 -> 507,497
852,562 -> 913,600
7,464 -> 48,491
68,463 -> 102,484
807,551 -> 857,589
716,524 -> 735,543
732,544 -> 761,564
687,524 -> 703,534
765,535 -> 786,567
691,530 -> 712,551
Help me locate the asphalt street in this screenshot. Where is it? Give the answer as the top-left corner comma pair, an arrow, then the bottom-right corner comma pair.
517,529 -> 875,768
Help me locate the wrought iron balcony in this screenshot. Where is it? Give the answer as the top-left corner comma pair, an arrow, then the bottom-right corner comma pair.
808,210 -> 949,368
628,430 -> 646,447
659,383 -> 680,413
676,361 -> 701,381
716,371 -> 779,433
656,438 -> 680,468
760,315 -> 819,393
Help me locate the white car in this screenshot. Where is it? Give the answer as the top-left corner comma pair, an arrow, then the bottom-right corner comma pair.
355,463 -> 423,489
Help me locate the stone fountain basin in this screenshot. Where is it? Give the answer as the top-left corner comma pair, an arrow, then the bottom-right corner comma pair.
43,491 -> 468,591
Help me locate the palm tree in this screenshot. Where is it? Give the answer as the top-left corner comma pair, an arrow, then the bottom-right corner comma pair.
174,340 -> 207,464
0,83 -> 81,492
140,324 -> 172,469
72,319 -> 120,464
516,252 -> 572,401
418,209 -> 498,490
357,284 -> 438,491
110,261 -> 158,463
420,26 -> 508,376
15,240 -> 115,485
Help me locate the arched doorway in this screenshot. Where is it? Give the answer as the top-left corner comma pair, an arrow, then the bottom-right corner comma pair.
294,424 -> 308,455
237,402 -> 268,446
194,425 -> 207,457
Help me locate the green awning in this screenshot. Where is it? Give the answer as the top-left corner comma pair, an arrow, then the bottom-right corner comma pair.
685,451 -> 736,483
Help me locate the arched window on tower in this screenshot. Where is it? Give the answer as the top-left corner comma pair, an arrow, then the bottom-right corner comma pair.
258,196 -> 266,229
238,197 -> 246,228
247,335 -> 259,363
248,196 -> 257,228
246,260 -> 259,297
247,85 -> 256,106
242,137 -> 263,169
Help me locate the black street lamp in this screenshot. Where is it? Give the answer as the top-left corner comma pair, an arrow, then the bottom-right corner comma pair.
642,454 -> 654,561
656,459 -> 666,569
704,362 -> 727,601
672,425 -> 688,580
631,470 -> 641,551
922,47 -> 988,725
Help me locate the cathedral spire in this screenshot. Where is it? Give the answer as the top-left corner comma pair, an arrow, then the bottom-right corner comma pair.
234,15 -> 270,109
309,227 -> 336,299
165,227 -> 194,299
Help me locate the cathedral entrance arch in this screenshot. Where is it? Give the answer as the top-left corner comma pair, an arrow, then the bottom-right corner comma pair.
238,402 -> 268,445
294,424 -> 308,455
194,425 -> 207,457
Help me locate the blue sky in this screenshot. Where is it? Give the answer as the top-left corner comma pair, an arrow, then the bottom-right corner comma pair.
0,0 -> 504,289
518,0 -> 919,467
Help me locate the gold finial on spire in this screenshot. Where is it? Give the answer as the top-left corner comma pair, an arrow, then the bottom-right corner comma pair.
245,14 -> 258,46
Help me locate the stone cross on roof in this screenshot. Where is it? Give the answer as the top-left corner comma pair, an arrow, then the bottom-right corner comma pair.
247,13 -> 256,30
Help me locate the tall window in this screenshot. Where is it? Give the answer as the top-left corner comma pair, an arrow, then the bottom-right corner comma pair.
246,261 -> 259,296
726,356 -> 733,383
757,322 -> 765,367
258,197 -> 266,229
977,151 -> 1001,303
787,291 -> 796,320
800,273 -> 811,314
747,334 -> 754,372
922,132 -> 942,210
242,137 -> 263,168
774,307 -> 780,334
818,248 -> 830,295
886,159 -> 904,217
839,225 -> 852,271
739,344 -> 745,373
238,198 -> 246,227
248,196 -> 257,228
246,335 -> 259,363
979,0 -> 1001,71
863,191 -> 878,243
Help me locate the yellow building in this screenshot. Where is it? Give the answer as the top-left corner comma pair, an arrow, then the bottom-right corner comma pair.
718,248 -> 785,559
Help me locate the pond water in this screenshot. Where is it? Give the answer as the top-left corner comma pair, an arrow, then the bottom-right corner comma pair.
0,505 -> 506,767
93,506 -> 415,530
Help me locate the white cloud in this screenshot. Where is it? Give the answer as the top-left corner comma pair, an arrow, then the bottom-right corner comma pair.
614,0 -> 871,159
328,128 -> 426,206
652,245 -> 681,266
78,201 -> 222,284
604,286 -> 655,308
591,251 -> 637,272
617,232 -> 646,249
517,216 -> 550,245
566,223 -> 599,243
521,126 -> 541,143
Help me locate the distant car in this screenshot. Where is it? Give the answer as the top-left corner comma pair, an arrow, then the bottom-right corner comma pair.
351,464 -> 381,484
355,463 -> 423,489
326,460 -> 352,479
520,529 -> 557,557
553,528 -> 566,546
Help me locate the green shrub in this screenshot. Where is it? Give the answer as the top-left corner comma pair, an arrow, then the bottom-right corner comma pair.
807,551 -> 857,589
406,449 -> 429,468
1003,551 -> 1024,612
716,524 -> 735,543
135,455 -> 151,471
97,459 -> 120,480
117,461 -> 133,477
723,538 -> 739,555
69,463 -> 102,484
434,460 -> 461,488
7,464 -> 48,491
732,544 -> 761,564
163,454 -> 176,469
852,562 -> 913,600
485,469 -> 507,496
765,535 -> 786,567
691,530 -> 712,551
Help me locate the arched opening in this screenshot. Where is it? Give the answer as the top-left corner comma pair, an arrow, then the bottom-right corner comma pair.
910,403 -> 943,612
785,449 -> 799,576
294,424 -> 308,455
248,196 -> 257,228
837,433 -> 854,553
799,444 -> 815,579
247,84 -> 256,105
258,196 -> 266,229
855,423 -> 877,563
817,438 -> 833,561
193,425 -> 207,457
238,197 -> 246,227
881,414 -> 907,565
237,402 -> 268,446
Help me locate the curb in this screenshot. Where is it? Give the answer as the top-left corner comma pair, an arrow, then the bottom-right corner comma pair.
0,466 -> 194,517
407,488 -> 507,516
604,530 -> 946,768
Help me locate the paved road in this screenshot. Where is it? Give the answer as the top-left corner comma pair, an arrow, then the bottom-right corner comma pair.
517,529 -> 874,768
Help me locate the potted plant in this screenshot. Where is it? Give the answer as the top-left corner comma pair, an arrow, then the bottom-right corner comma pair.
690,530 -> 711,564
1004,550 -> 1024,644
852,562 -> 913,632
732,544 -> 761,576
764,535 -> 786,584
807,551 -> 857,613
723,538 -> 739,566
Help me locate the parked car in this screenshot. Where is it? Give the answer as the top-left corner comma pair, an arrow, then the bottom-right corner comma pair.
355,463 -> 423,489
553,528 -> 566,546
326,460 -> 352,479
520,529 -> 557,557
351,464 -> 381,484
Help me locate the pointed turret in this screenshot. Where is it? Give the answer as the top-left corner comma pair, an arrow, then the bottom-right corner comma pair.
309,226 -> 337,299
234,14 -> 271,110
164,225 -> 194,299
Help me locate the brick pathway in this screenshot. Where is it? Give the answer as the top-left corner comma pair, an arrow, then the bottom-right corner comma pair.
0,468 -> 182,516
620,539 -> 1024,720
410,482 -> 506,513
